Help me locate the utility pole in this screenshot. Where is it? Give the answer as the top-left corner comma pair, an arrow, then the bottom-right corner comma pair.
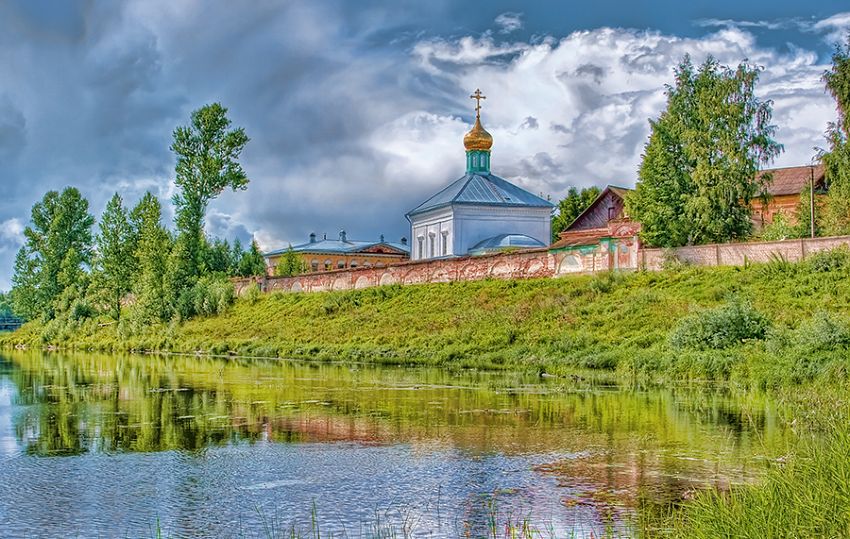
810,165 -> 816,239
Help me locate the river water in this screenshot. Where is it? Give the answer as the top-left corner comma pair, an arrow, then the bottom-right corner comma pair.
0,352 -> 791,538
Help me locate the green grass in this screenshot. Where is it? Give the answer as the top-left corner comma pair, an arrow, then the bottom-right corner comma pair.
5,247 -> 850,388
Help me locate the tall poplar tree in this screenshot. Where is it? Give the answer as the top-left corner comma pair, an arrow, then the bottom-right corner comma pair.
170,103 -> 250,279
130,192 -> 172,324
11,188 -> 94,320
627,56 -> 782,247
821,36 -> 850,235
92,193 -> 135,321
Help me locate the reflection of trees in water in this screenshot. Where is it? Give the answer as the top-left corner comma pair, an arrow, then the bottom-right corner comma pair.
2,351 -> 791,471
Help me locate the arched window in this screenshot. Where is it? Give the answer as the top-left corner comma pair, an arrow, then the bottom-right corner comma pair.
324,260 -> 332,271
428,233 -> 435,257
350,261 -> 358,268
311,259 -> 319,272
337,260 -> 345,269
417,237 -> 424,259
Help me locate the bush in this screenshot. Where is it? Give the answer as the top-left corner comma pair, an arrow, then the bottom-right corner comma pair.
242,283 -> 262,305
792,311 -> 850,351
805,245 -> 850,273
176,276 -> 236,320
670,300 -> 770,350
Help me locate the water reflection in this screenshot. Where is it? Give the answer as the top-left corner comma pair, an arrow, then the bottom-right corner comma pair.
0,351 -> 791,538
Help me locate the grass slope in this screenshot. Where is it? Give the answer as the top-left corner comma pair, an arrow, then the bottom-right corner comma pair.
6,249 -> 850,387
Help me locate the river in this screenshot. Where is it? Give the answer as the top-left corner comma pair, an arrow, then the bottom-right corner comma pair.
0,351 -> 792,538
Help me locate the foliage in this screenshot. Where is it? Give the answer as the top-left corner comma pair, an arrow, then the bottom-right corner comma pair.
175,275 -> 235,320
551,186 -> 601,241
238,239 -> 267,277
170,103 -> 250,280
11,188 -> 95,321
821,36 -> 850,236
669,300 -> 770,350
91,193 -> 136,321
628,55 -> 782,247
203,238 -> 236,275
273,245 -> 302,277
129,193 -> 173,325
759,212 -> 801,241
0,292 -> 14,318
805,244 -> 850,272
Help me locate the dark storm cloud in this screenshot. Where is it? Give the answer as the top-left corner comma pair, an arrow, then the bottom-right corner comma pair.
0,1 -> 846,289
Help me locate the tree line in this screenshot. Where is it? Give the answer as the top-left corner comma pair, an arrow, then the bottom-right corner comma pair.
551,37 -> 850,247
10,103 -> 265,327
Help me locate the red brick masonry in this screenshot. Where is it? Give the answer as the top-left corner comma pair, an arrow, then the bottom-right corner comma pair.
234,235 -> 850,296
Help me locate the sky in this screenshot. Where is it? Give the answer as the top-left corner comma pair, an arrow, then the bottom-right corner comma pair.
1,0 -> 849,290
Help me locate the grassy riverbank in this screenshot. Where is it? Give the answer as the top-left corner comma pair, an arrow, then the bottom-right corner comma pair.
5,247 -> 850,388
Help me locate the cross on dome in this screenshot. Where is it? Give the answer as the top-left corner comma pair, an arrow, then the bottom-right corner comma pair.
470,89 -> 486,117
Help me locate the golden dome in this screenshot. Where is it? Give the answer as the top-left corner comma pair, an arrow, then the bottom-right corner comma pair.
463,115 -> 493,152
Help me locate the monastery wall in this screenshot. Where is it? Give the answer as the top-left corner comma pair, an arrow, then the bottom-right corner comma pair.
640,235 -> 850,270
235,235 -> 850,296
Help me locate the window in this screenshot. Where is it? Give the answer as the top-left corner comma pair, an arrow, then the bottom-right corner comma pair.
417,237 -> 424,259
441,232 -> 448,256
608,206 -> 617,220
311,259 -> 319,272
337,260 -> 345,269
350,261 -> 358,268
324,260 -> 332,271
429,234 -> 435,257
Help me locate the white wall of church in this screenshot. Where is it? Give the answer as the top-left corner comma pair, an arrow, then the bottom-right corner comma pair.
410,206 -> 453,260
410,204 -> 551,260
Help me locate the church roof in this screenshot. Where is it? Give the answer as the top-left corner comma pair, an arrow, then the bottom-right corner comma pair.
468,234 -> 546,255
407,172 -> 554,218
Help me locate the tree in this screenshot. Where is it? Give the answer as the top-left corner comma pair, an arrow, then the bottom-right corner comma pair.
238,239 -> 267,277
203,238 -> 233,275
130,193 -> 173,324
551,186 -> 601,241
821,36 -> 850,235
11,188 -> 94,320
170,103 -> 250,279
627,56 -> 782,247
274,246 -> 303,277
92,193 -> 136,321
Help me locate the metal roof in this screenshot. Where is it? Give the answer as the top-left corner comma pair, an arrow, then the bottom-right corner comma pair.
468,234 -> 546,255
265,238 -> 409,257
407,172 -> 554,218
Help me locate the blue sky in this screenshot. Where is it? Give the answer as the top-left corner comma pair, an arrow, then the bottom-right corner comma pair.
0,0 -> 849,289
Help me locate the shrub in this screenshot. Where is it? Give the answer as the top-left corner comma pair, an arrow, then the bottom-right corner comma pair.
805,245 -> 850,273
670,300 -> 770,350
242,283 -> 262,305
791,311 -> 850,352
176,276 -> 236,320
759,212 -> 800,241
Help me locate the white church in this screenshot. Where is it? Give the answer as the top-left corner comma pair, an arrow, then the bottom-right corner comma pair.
406,90 -> 553,260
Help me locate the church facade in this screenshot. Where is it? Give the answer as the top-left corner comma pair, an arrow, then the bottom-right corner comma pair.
406,90 -> 553,261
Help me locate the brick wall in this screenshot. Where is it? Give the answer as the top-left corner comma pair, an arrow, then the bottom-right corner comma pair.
234,235 -> 850,296
640,235 -> 850,270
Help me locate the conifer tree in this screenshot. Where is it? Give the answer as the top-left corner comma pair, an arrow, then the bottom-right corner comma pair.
551,187 -> 601,241
238,239 -> 267,277
274,246 -> 302,277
